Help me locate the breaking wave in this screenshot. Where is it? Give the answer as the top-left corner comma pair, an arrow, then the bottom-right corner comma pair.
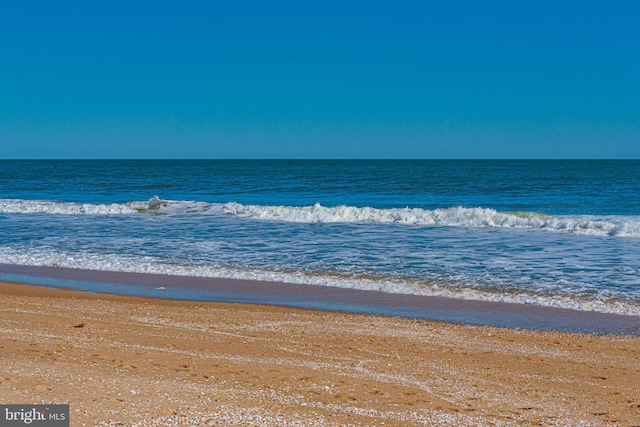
1,197 -> 639,237
0,197 -> 215,216
223,202 -> 640,237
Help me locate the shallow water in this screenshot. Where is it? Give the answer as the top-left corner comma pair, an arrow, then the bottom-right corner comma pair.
1,160 -> 639,317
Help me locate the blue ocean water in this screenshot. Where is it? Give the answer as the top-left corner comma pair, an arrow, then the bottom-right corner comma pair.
0,159 -> 639,316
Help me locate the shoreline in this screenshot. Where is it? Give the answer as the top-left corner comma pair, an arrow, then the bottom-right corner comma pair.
1,263 -> 640,336
1,280 -> 640,426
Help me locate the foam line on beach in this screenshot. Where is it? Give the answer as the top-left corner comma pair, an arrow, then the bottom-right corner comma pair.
1,249 -> 639,316
1,264 -> 639,335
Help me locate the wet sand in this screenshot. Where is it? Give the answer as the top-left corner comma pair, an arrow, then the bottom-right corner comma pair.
2,264 -> 640,335
1,280 -> 640,426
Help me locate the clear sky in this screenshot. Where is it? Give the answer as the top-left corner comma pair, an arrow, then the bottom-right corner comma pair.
1,0 -> 639,159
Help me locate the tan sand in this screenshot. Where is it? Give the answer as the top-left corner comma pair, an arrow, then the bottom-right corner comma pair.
1,280 -> 639,426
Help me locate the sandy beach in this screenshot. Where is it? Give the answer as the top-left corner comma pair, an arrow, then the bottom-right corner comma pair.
1,281 -> 639,426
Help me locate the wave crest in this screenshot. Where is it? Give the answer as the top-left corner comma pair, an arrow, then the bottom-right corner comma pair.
0,196 -> 214,216
223,202 -> 640,237
0,198 -> 142,215
1,198 -> 639,237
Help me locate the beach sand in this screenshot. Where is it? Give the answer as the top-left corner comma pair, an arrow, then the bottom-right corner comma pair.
1,281 -> 639,426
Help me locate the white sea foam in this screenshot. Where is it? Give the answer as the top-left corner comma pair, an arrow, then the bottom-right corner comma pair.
0,198 -> 144,215
2,197 -> 639,237
0,197 -> 218,216
222,202 -> 640,237
1,249 -> 638,316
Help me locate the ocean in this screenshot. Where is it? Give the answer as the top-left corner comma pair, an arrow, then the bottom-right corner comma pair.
1,160 -> 639,332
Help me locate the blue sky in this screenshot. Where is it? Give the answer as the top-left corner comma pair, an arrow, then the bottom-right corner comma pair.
1,1 -> 639,159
